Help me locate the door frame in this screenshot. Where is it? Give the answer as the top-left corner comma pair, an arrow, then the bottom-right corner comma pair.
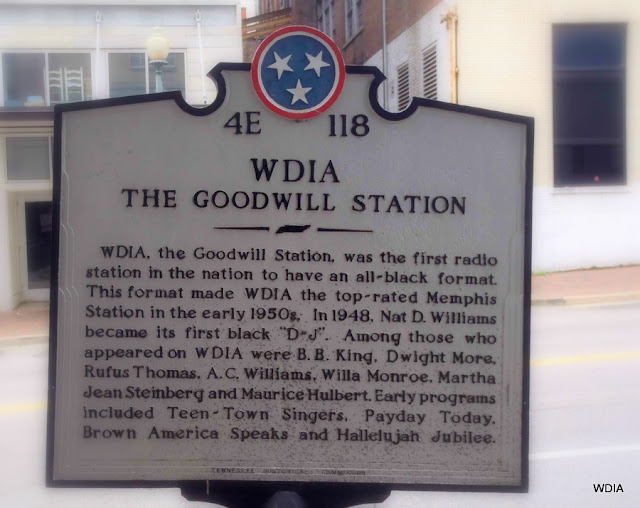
16,192 -> 52,302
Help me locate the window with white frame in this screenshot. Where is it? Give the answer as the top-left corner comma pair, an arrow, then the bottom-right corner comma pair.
397,62 -> 410,111
422,43 -> 437,100
317,0 -> 335,40
1,52 -> 92,107
553,24 -> 626,186
345,0 -> 362,42
5,136 -> 52,181
108,52 -> 186,98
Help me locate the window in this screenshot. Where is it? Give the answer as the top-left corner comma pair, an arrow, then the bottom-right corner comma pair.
48,53 -> 92,103
149,53 -> 186,93
6,137 -> 51,181
317,0 -> 335,40
397,62 -> 410,111
1,52 -> 91,106
128,53 -> 146,70
108,52 -> 185,98
553,25 -> 626,186
108,53 -> 147,97
345,0 -> 363,42
422,43 -> 437,100
2,54 -> 45,107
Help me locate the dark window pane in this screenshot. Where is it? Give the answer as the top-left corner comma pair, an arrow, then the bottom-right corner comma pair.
25,201 -> 52,290
554,144 -> 624,186
6,137 -> 50,180
2,53 -> 46,106
108,53 -> 146,97
553,73 -> 624,140
148,53 -> 185,94
553,24 -> 625,69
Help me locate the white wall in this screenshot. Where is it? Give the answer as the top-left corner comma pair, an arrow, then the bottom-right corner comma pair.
454,0 -> 640,272
534,185 -> 640,272
368,0 -> 640,272
0,181 -> 11,311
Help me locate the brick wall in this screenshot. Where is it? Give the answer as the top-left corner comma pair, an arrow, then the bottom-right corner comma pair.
246,1 -> 444,66
293,0 -> 317,27
243,37 -> 262,63
339,0 -> 443,65
244,0 -> 315,63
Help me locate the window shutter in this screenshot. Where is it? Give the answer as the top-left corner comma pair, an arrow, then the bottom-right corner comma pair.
397,62 -> 410,111
422,43 -> 437,100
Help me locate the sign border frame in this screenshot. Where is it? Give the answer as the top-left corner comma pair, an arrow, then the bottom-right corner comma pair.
46,62 -> 533,495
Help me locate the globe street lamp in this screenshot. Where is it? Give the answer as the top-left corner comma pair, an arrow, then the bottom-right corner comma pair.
146,26 -> 170,93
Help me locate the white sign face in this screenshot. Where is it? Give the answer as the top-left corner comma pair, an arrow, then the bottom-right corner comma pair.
49,27 -> 531,491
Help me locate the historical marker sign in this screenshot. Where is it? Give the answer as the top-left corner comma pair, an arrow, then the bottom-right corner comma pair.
48,26 -> 531,493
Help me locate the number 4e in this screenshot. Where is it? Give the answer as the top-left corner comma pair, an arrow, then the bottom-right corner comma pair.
224,112 -> 261,135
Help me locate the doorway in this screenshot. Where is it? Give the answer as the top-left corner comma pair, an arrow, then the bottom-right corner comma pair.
17,197 -> 52,301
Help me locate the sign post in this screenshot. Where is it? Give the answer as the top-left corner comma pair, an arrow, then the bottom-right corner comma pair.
48,26 -> 532,506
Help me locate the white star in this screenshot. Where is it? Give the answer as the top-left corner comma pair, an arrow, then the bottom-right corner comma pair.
304,51 -> 331,77
267,52 -> 293,79
287,79 -> 312,105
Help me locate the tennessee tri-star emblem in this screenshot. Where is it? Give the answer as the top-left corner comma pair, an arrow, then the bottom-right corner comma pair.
251,26 -> 345,120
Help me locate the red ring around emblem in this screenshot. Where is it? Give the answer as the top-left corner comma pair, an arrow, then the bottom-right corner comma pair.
251,25 -> 346,120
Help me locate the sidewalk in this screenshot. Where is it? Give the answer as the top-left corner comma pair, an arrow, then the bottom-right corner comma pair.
531,264 -> 640,306
0,301 -> 49,345
1,265 -> 639,343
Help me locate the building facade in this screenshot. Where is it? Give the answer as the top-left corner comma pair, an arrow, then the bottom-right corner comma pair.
0,0 -> 243,311
454,0 -> 639,273
3,0 -> 639,309
247,0 -> 640,272
362,0 -> 639,272
242,0 -> 314,62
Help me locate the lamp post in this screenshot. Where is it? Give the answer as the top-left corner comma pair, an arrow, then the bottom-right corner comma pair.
146,26 -> 170,92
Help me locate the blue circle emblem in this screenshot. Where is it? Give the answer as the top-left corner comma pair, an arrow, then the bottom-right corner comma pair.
252,26 -> 345,119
